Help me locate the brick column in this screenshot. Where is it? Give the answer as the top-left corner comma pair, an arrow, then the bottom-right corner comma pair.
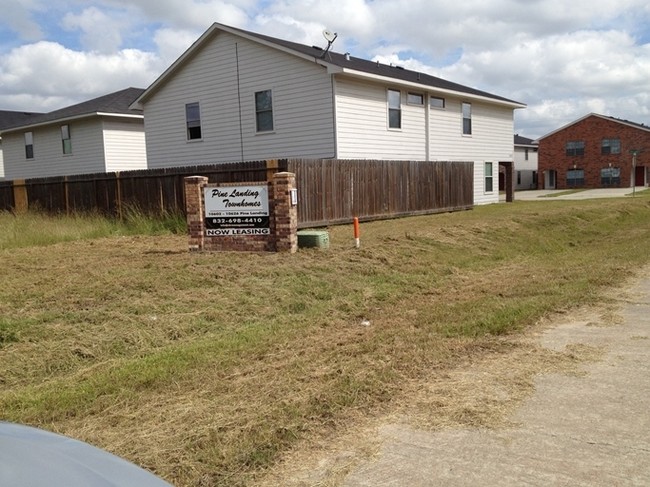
272,172 -> 298,253
184,176 -> 208,252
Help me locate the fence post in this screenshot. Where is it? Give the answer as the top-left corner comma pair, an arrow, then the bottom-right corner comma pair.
184,176 -> 208,251
13,180 -> 28,213
115,172 -> 123,220
272,172 -> 298,253
266,159 -> 279,181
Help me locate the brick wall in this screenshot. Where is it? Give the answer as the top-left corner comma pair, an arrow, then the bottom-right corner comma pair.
538,115 -> 650,189
184,172 -> 298,253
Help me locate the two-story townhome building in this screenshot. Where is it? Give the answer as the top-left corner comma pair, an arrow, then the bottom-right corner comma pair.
1,88 -> 147,181
513,134 -> 538,190
131,23 -> 526,205
537,113 -> 649,189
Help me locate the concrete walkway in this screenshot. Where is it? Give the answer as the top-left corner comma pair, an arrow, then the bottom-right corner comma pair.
342,271 -> 650,486
512,187 -> 643,201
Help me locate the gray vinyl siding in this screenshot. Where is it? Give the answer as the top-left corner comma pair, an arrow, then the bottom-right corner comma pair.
2,117 -> 146,179
103,120 -> 147,172
2,120 -> 106,180
143,31 -> 336,169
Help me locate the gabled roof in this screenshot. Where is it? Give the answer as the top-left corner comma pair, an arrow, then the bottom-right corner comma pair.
0,110 -> 44,131
514,134 -> 537,146
537,113 -> 650,141
133,23 -> 525,109
2,88 -> 145,134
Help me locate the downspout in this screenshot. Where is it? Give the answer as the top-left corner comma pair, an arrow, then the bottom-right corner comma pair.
425,94 -> 430,161
330,73 -> 338,159
235,42 -> 245,163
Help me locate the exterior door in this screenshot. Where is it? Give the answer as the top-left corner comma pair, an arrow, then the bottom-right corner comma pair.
635,165 -> 645,187
545,170 -> 556,189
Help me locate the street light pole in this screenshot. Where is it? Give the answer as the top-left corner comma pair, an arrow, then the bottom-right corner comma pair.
630,149 -> 639,197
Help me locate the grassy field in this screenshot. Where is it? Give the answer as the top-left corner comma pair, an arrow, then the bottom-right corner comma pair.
1,196 -> 650,486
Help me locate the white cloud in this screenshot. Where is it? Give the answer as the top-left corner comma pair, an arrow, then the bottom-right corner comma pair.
1,0 -> 650,138
61,7 -> 127,53
0,41 -> 161,111
0,0 -> 46,41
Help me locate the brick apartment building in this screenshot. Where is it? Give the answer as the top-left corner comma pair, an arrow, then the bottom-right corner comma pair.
537,113 -> 649,190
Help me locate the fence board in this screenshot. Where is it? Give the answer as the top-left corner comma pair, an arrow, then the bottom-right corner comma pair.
1,159 -> 473,227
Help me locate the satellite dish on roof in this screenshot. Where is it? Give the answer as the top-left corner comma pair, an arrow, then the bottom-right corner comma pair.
323,29 -> 337,42
320,29 -> 338,59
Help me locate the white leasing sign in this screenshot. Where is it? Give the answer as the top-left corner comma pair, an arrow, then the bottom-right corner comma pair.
204,185 -> 270,236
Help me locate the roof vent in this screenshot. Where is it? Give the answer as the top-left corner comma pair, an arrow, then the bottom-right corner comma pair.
345,52 -> 350,61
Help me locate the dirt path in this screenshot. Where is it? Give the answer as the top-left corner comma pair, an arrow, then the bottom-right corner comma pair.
257,268 -> 650,486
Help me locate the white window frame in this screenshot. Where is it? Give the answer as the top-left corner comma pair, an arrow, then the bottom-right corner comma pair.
429,96 -> 445,109
255,89 -> 274,133
462,102 -> 472,135
484,162 -> 494,193
185,102 -> 202,141
61,125 -> 72,155
24,132 -> 34,159
407,92 -> 424,106
387,89 -> 402,130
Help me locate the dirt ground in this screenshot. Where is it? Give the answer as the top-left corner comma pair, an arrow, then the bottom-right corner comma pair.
254,268 -> 650,487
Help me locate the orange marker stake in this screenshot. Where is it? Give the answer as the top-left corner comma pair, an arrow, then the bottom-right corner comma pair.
353,217 -> 360,248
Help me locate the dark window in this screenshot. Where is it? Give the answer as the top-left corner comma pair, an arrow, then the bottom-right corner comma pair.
255,90 -> 274,132
430,96 -> 445,109
601,138 -> 621,155
601,167 -> 621,186
407,92 -> 424,105
462,102 -> 472,135
565,141 -> 585,156
185,102 -> 202,140
25,132 -> 34,159
61,125 -> 72,154
567,168 -> 585,186
388,89 -> 401,129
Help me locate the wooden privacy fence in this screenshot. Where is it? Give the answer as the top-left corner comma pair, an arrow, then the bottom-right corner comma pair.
289,159 -> 473,227
0,159 -> 473,227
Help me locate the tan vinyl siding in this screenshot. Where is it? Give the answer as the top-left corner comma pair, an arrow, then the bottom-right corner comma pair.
335,77 -> 426,160
103,120 -> 147,172
143,31 -> 336,169
0,140 -> 4,178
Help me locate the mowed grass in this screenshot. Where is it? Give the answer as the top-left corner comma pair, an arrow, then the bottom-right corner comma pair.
1,196 -> 650,486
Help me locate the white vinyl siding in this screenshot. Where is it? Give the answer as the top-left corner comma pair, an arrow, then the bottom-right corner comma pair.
103,120 -> 148,172
143,31 -> 336,168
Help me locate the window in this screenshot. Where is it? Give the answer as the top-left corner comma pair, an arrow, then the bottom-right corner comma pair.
388,89 -> 401,129
430,96 -> 445,109
185,102 -> 202,140
517,171 -> 521,185
565,141 -> 585,156
484,162 -> 493,192
462,102 -> 472,135
567,168 -> 585,187
525,148 -> 529,161
601,167 -> 621,186
255,90 -> 274,132
24,132 -> 34,159
61,125 -> 72,154
407,92 -> 424,105
601,138 -> 621,155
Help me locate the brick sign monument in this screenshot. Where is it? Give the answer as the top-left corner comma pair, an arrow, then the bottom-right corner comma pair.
184,172 -> 298,253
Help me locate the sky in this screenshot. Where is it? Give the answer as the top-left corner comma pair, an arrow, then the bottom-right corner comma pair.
1,0 -> 649,139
